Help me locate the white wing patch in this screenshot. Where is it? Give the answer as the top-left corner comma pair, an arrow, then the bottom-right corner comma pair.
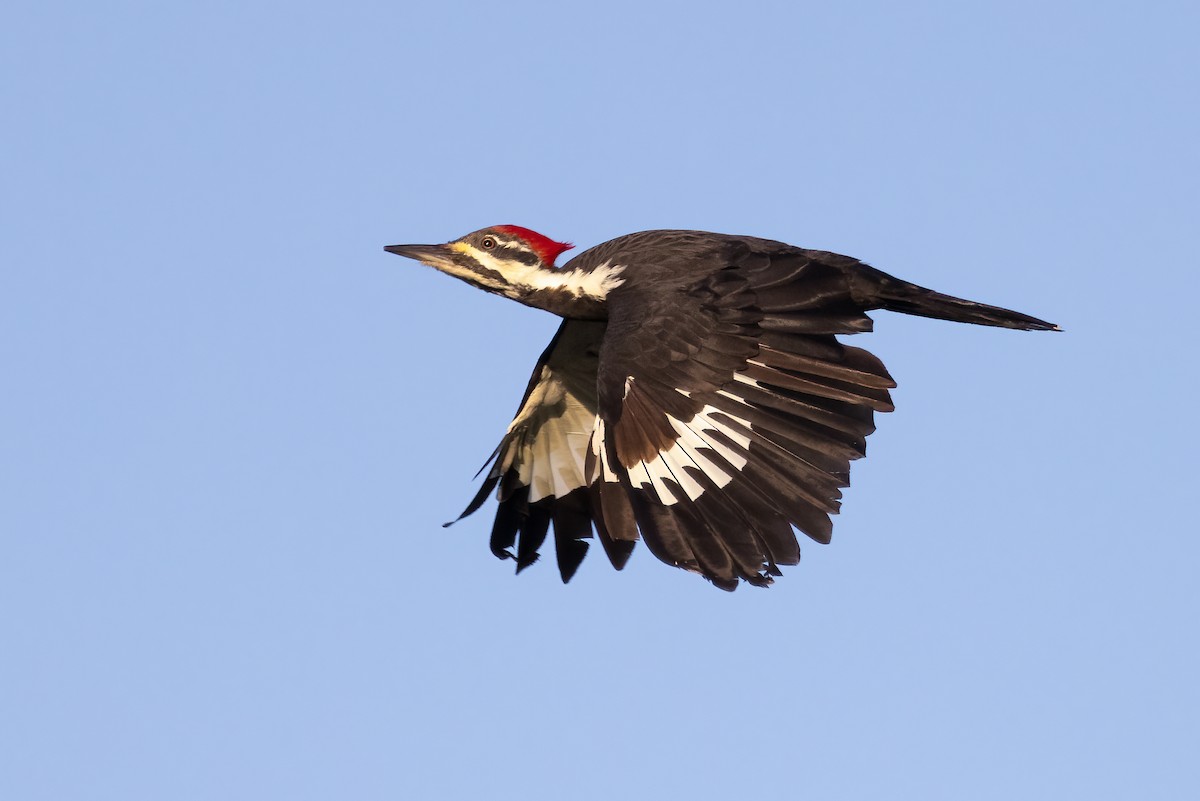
523,386 -> 596,503
492,351 -> 601,505
628,403 -> 752,506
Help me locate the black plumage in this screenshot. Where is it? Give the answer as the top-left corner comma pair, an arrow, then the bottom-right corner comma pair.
386,227 -> 1058,590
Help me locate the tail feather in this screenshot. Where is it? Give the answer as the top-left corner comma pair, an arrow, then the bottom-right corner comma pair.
852,265 -> 1060,331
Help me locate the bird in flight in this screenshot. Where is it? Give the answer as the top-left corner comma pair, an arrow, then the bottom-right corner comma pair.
385,226 -> 1057,590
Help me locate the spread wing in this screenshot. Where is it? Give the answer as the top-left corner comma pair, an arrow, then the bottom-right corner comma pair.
588,243 -> 898,589
449,319 -> 638,582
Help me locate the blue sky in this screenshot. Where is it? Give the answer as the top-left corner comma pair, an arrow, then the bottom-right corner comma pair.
3,1 -> 1197,799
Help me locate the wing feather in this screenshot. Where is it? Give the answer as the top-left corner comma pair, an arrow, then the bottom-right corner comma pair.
588,241 -> 903,588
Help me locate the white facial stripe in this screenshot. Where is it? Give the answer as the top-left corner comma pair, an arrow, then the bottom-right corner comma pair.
463,245 -> 626,301
628,405 -> 753,506
434,256 -> 510,293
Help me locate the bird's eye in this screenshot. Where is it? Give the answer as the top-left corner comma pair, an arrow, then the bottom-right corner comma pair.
481,237 -> 497,250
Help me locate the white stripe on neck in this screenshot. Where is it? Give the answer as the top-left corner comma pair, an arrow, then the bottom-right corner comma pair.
459,243 -> 626,300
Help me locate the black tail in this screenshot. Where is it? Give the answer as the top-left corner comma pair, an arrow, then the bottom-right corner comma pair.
854,265 -> 1060,331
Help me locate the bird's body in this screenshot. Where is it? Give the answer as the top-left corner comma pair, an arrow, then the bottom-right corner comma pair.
385,226 -> 1057,590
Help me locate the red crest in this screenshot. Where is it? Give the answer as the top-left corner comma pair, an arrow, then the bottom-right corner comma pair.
494,225 -> 574,267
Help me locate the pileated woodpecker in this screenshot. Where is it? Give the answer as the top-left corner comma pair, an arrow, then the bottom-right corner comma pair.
385,226 -> 1057,590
